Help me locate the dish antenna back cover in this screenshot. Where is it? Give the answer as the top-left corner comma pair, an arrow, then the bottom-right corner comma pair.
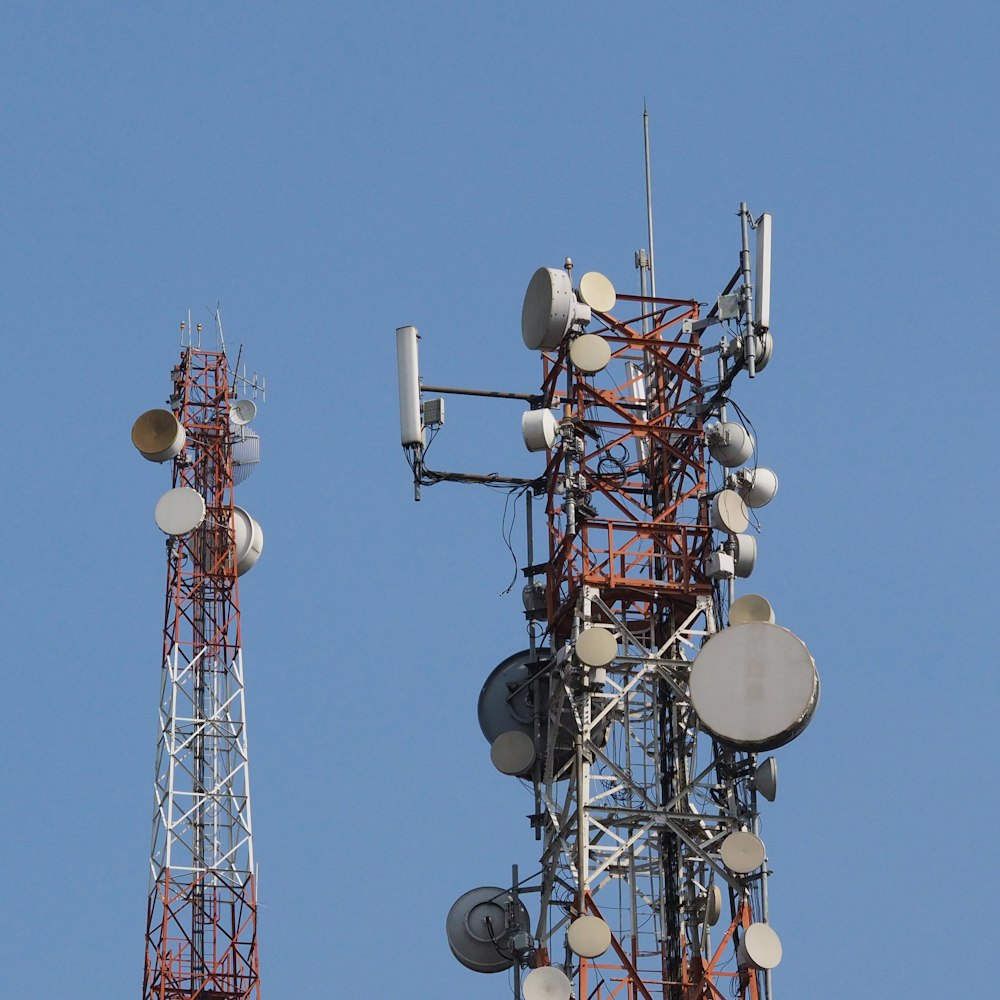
522,267 -> 591,350
446,886 -> 529,974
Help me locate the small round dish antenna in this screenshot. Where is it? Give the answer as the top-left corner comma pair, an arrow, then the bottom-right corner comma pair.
522,409 -> 560,453
567,915 -> 612,958
232,506 -> 264,576
490,730 -> 536,776
690,622 -> 819,751
753,331 -> 774,371
738,923 -> 782,970
446,886 -> 529,974
707,422 -> 754,467
578,271 -> 616,312
154,487 -> 206,536
720,830 -> 766,873
736,467 -> 779,508
229,398 -> 257,426
711,490 -> 749,534
705,884 -> 723,926
729,593 -> 774,625
523,966 -> 572,1000
732,533 -> 757,578
754,756 -> 778,802
574,628 -> 618,669
132,409 -> 186,463
569,333 -> 612,374
522,267 -> 591,351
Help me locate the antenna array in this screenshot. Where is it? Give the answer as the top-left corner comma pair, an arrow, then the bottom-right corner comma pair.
396,201 -> 817,1000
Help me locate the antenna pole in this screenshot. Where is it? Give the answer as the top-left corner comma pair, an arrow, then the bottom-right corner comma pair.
644,105 -> 657,299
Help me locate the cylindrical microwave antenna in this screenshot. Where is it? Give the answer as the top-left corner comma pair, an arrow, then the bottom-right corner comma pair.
395,325 -> 422,447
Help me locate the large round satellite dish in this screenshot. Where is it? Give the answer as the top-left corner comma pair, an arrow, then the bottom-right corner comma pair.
569,333 -> 612,374
522,409 -> 560,452
729,593 -> 774,625
132,408 -> 185,463
574,628 -> 618,669
490,730 -> 536,776
720,830 -> 766,873
566,915 -> 612,958
689,622 -> 819,751
738,467 -> 779,509
523,966 -> 572,1000
522,267 -> 589,351
446,886 -> 528,974
738,923 -> 782,970
478,651 -> 537,743
732,533 -> 757,578
232,506 -> 264,576
711,490 -> 749,534
707,422 -> 754,467
230,398 -> 257,426
154,487 -> 206,536
578,271 -> 616,312
755,756 -> 778,802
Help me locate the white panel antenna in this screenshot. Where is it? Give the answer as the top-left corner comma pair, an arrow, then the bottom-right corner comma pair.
395,326 -> 423,447
754,214 -> 772,330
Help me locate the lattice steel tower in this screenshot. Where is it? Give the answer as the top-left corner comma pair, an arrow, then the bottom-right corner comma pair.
397,199 -> 819,1000
132,319 -> 265,1000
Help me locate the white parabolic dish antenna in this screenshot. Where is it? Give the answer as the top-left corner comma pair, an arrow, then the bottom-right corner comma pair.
711,489 -> 750,534
578,271 -> 616,312
522,267 -> 590,351
154,487 -> 206,536
738,922 -> 782,970
720,830 -> 766,873
232,506 -> 264,576
230,398 -> 257,426
523,966 -> 572,1000
566,915 -> 612,958
575,628 -> 618,668
729,593 -> 774,625
689,622 -> 819,751
490,730 -> 536,776
569,333 -> 612,374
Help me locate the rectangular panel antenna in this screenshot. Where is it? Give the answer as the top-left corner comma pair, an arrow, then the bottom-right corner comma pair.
754,214 -> 772,330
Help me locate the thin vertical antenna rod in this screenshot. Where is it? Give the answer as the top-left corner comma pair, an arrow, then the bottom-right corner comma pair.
644,104 -> 657,299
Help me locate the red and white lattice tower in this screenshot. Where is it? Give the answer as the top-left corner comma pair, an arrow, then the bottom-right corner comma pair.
133,321 -> 265,1000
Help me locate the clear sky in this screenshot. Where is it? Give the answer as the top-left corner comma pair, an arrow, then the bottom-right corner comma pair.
1,3 -> 996,997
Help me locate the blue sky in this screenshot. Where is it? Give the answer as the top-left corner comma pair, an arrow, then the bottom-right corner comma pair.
1,3 -> 997,996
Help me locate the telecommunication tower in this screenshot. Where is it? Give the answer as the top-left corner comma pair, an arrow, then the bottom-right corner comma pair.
132,316 -> 266,1000
396,180 -> 819,997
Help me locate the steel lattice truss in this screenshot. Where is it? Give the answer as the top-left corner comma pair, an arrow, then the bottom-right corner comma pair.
530,297 -> 767,1000
144,347 -> 261,1000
